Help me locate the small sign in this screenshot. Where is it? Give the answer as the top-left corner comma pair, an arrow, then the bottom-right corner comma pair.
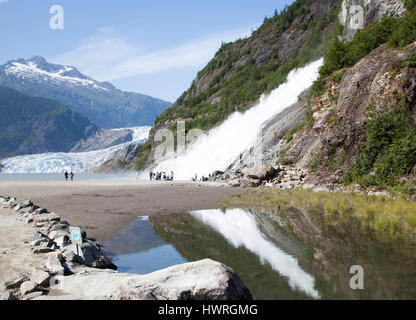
69,227 -> 82,245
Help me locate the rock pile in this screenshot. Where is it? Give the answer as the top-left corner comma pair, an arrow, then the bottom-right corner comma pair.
0,195 -> 117,300
0,195 -> 252,300
210,165 -> 308,189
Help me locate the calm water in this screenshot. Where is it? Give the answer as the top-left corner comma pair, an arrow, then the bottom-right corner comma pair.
103,208 -> 416,300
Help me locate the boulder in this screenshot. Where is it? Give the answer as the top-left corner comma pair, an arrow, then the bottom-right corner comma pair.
34,208 -> 48,215
247,165 -> 276,180
80,242 -> 117,270
20,281 -> 39,296
54,235 -> 71,248
49,229 -> 70,240
4,275 -> 29,289
33,247 -> 54,254
0,291 -> 12,300
212,170 -> 224,177
34,213 -> 60,223
22,291 -> 44,300
53,259 -> 252,300
46,255 -> 65,275
61,242 -> 116,270
14,200 -> 33,212
32,232 -> 51,247
30,270 -> 52,287
239,179 -> 261,188
114,259 -> 252,300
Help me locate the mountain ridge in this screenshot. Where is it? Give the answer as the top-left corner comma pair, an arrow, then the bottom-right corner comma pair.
0,56 -> 171,128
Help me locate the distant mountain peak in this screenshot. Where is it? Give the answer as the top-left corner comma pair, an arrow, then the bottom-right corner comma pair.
0,56 -> 171,128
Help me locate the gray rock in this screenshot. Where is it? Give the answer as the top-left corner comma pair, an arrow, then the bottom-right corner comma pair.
0,291 -> 12,300
247,165 -> 276,180
4,275 -> 29,289
53,259 -> 252,300
49,229 -> 70,240
20,281 -> 39,296
34,213 -> 60,223
30,270 -> 52,287
23,291 -> 44,300
79,242 -> 117,270
54,235 -> 71,248
212,170 -> 225,177
34,208 -> 48,215
239,178 -> 261,188
33,247 -> 54,254
46,255 -> 65,275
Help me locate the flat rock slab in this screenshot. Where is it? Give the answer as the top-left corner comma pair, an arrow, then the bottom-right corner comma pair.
20,281 -> 39,296
33,247 -> 54,254
34,213 -> 60,223
52,259 -> 252,300
30,270 -> 52,287
4,275 -> 29,290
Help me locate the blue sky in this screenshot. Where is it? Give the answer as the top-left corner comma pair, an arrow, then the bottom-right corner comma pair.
0,0 -> 294,102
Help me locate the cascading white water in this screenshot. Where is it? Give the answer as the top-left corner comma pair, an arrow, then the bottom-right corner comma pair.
190,208 -> 320,298
150,59 -> 323,180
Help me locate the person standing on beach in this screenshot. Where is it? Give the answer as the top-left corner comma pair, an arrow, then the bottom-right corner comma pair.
64,171 -> 68,181
70,172 -> 74,181
150,171 -> 153,181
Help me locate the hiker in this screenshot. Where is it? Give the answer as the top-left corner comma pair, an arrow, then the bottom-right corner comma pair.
171,171 -> 174,181
150,171 -> 153,181
64,171 -> 68,181
70,172 -> 74,181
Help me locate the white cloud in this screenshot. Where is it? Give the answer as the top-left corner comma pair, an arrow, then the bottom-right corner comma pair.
0,0 -> 9,4
51,27 -> 251,82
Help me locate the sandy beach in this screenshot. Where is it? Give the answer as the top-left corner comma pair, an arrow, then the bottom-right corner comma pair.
0,180 -> 242,243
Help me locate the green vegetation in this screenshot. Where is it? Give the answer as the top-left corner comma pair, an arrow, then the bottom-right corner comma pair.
134,142 -> 151,170
154,0 -> 340,132
312,1 -> 416,96
230,188 -> 416,241
308,148 -> 322,171
0,86 -> 96,158
285,121 -> 306,143
344,104 -> 416,191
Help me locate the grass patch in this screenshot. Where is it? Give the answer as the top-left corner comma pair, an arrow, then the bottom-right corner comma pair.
229,188 -> 416,241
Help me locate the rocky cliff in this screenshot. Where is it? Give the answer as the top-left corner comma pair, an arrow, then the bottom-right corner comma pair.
134,0 -> 341,169
339,0 -> 406,41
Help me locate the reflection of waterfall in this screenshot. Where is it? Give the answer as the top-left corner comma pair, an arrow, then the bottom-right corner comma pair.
191,208 -> 320,298
150,59 -> 322,180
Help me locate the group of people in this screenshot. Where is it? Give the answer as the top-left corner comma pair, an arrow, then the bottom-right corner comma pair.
149,170 -> 174,181
64,171 -> 75,181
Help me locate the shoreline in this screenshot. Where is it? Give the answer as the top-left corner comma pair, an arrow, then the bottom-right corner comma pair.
0,180 -> 242,243
0,197 -> 251,300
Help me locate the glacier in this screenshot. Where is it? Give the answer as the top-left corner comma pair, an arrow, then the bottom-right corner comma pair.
0,126 -> 150,173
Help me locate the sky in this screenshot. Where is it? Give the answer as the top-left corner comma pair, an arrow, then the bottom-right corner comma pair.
0,0 -> 294,102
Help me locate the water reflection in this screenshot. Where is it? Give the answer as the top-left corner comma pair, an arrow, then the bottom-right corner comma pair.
191,209 -> 319,298
103,216 -> 186,275
104,208 -> 416,300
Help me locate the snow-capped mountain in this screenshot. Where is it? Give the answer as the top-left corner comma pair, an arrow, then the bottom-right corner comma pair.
0,56 -> 171,128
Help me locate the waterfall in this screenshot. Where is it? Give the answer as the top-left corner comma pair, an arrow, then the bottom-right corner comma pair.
150,59 -> 322,180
